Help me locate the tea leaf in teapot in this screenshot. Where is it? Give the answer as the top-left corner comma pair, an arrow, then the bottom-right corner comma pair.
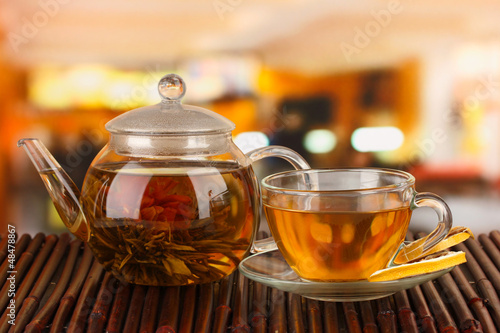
161,259 -> 173,275
165,243 -> 197,252
165,257 -> 192,276
118,253 -> 133,270
207,259 -> 231,266
83,161 -> 256,286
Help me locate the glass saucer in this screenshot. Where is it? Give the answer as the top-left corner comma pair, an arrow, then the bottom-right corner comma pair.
239,250 -> 453,302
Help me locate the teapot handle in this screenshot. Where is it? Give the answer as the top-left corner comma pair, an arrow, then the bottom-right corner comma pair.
245,145 -> 310,253
246,145 -> 311,171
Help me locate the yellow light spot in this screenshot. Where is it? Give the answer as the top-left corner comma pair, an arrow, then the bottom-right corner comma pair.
310,220 -> 333,243
371,215 -> 386,236
341,224 -> 355,243
231,196 -> 238,218
387,211 -> 395,227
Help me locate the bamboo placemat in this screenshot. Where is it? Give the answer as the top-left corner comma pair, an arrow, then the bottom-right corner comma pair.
1,231 -> 499,332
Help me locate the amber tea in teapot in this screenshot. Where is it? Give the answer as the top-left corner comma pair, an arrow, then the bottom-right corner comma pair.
82,160 -> 256,285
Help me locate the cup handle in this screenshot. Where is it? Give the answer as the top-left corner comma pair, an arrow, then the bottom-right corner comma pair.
393,191 -> 453,265
412,192 -> 453,252
245,145 -> 311,253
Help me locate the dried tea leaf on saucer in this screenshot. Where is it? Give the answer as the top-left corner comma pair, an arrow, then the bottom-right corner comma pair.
369,250 -> 466,282
393,226 -> 473,265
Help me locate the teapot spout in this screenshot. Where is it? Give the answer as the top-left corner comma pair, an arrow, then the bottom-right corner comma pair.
18,138 -> 89,241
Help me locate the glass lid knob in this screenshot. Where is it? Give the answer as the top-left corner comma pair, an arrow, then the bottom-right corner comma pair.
158,74 -> 186,101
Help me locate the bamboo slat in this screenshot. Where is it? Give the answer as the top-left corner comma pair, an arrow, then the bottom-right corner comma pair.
177,285 -> 196,333
0,230 -> 499,332
139,286 -> 161,333
156,286 -> 180,332
268,288 -> 287,332
343,302 -> 362,333
105,282 -> 131,333
306,299 -> 323,333
375,297 -> 397,333
87,272 -> 116,333
0,233 -> 44,311
50,243 -> 94,333
465,238 -> 500,294
8,233 -> 71,333
231,272 -> 249,332
490,230 -> 500,250
24,239 -> 81,333
249,281 -> 267,333
0,234 -> 31,289
122,285 -> 146,333
405,232 -> 438,333
358,301 -> 378,333
454,242 -> 500,329
450,266 -> 496,333
0,235 -> 10,265
194,283 -> 214,333
394,291 -> 418,333
323,302 -> 341,333
413,232 -> 459,333
479,234 -> 500,271
287,293 -> 305,333
420,280 -> 459,333
436,272 -> 482,332
0,235 -> 58,333
67,260 -> 105,332
212,275 -> 234,333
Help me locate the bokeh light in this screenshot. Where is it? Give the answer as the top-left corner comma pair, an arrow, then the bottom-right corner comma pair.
303,129 -> 337,154
351,126 -> 404,152
234,131 -> 270,153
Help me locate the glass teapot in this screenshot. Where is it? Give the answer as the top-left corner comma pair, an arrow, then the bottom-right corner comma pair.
18,74 -> 310,286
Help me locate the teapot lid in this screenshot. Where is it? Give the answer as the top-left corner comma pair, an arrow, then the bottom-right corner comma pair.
105,74 -> 235,135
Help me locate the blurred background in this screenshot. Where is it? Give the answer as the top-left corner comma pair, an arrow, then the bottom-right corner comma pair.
1,0 -> 500,235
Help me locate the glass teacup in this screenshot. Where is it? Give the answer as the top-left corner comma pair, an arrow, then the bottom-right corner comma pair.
260,168 -> 452,282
